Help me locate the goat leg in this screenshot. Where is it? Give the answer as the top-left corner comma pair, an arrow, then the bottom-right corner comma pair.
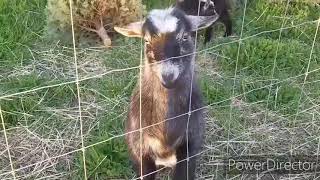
172,142 -> 197,180
204,25 -> 214,44
219,9 -> 232,37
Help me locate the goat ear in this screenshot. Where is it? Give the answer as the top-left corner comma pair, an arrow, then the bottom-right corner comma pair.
187,15 -> 220,31
114,21 -> 144,38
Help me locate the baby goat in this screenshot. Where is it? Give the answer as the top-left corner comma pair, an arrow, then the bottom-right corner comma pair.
176,0 -> 232,43
114,8 -> 218,180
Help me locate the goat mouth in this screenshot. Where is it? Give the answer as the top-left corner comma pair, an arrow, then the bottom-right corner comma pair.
161,81 -> 176,89
160,74 -> 179,89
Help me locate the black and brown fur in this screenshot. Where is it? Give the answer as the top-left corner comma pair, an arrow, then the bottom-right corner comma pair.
124,8 -> 205,180
126,68 -> 204,180
176,0 -> 232,43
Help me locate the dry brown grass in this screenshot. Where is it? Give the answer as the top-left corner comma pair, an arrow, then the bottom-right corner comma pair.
0,46 -> 111,179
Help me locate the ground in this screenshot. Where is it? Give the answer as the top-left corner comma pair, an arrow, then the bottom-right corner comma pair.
0,0 -> 319,179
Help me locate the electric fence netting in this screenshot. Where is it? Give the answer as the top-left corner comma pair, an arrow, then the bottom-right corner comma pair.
0,0 -> 320,179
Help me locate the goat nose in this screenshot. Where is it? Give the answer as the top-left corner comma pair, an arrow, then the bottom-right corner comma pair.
162,73 -> 175,83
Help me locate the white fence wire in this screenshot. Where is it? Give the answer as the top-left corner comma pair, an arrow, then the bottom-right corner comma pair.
0,0 -> 319,179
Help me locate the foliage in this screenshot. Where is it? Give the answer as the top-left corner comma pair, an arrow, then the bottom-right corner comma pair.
0,0 -> 47,69
0,0 -> 319,179
46,0 -> 144,46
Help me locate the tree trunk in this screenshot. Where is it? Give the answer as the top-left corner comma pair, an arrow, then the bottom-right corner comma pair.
94,21 -> 111,47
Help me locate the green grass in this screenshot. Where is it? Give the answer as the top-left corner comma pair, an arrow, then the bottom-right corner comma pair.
219,37 -> 319,78
0,0 -> 47,69
77,64 -> 138,179
0,0 -> 48,127
248,0 -> 319,43
0,0 -> 319,179
143,0 -> 173,9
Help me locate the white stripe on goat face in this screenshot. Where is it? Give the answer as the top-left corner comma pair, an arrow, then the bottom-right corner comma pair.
156,61 -> 180,84
149,8 -> 179,34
